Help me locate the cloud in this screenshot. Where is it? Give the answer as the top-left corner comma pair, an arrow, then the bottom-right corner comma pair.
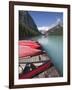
38,26 -> 49,31
38,18 -> 62,31
50,18 -> 61,27
56,18 -> 61,24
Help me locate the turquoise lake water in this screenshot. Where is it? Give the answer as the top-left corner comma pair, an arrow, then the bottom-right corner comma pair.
32,35 -> 63,76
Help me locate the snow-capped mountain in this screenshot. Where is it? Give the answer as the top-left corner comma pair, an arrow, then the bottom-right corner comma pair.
38,19 -> 63,35
46,21 -> 63,35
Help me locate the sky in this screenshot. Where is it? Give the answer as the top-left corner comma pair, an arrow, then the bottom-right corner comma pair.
29,11 -> 63,31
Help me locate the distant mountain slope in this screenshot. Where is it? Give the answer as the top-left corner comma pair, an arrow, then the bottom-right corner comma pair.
46,23 -> 63,35
19,11 -> 41,40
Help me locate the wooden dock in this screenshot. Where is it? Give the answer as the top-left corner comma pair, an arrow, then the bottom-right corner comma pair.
19,40 -> 60,79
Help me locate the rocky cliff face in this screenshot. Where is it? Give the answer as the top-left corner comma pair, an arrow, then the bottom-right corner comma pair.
19,11 -> 40,40
46,23 -> 63,35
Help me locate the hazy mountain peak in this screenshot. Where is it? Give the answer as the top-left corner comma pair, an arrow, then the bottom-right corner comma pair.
38,18 -> 63,34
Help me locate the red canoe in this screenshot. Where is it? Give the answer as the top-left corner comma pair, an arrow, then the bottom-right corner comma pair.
19,60 -> 53,79
19,40 -> 37,44
19,40 -> 40,49
19,46 -> 42,58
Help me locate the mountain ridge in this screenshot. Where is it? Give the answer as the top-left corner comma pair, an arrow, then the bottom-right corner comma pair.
19,11 -> 41,40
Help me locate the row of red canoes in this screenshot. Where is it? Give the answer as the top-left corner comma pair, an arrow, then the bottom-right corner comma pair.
19,40 -> 42,58
19,60 -> 53,79
19,40 -> 53,79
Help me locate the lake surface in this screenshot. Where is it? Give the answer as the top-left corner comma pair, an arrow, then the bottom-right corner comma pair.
31,35 -> 63,76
